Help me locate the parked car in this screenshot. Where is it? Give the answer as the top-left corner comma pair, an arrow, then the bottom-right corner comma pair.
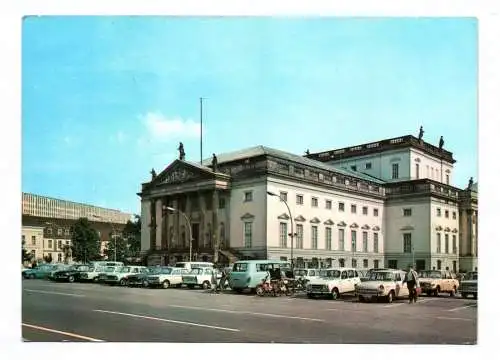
360,268 -> 389,282
418,270 -> 459,297
52,264 -> 92,283
173,262 -> 214,271
459,271 -> 478,299
97,266 -> 123,283
23,264 -> 58,279
355,269 -> 409,303
294,268 -> 321,285
306,268 -> 361,300
182,267 -> 218,289
127,267 -> 157,287
228,260 -> 290,293
146,266 -> 189,289
78,266 -> 105,282
104,265 -> 148,286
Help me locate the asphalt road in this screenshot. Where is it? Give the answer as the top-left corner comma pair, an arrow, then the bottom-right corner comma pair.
22,280 -> 477,344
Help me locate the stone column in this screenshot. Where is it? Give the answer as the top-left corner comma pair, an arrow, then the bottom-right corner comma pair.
155,199 -> 163,251
213,189 -> 219,263
149,199 -> 156,250
173,197 -> 179,249
185,193 -> 192,249
161,196 -> 168,250
199,192 -> 206,251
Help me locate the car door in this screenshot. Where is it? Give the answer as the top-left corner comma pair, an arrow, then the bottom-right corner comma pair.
352,270 -> 361,288
340,270 -> 348,292
171,269 -> 181,284
396,272 -> 408,297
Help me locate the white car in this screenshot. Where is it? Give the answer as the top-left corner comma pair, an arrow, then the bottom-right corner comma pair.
97,266 -> 123,282
182,267 -> 218,289
78,266 -> 105,282
105,266 -> 149,286
306,268 -> 361,300
294,268 -> 321,284
460,271 -> 478,299
146,267 -> 189,289
355,269 -> 409,303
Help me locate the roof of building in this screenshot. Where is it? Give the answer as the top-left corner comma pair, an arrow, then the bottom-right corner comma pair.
305,134 -> 456,164
203,145 -> 386,185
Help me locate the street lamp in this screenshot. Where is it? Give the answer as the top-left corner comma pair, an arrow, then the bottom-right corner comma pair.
92,214 -> 117,262
163,206 -> 193,262
267,191 -> 295,293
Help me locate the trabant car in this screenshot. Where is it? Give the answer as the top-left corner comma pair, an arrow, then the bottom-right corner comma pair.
23,264 -> 59,279
355,269 -> 409,303
306,268 -> 361,300
127,267 -> 157,287
104,266 -> 148,286
419,270 -> 459,297
459,271 -> 478,299
78,266 -> 105,282
97,266 -> 123,283
294,268 -> 321,285
228,260 -> 290,293
146,266 -> 189,289
52,265 -> 91,283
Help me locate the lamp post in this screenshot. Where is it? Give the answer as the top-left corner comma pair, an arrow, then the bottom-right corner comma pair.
267,191 -> 295,293
163,206 -> 193,262
412,245 -> 415,269
92,214 -> 117,262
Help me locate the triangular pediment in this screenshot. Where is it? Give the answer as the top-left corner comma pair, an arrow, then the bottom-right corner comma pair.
400,225 -> 415,231
436,225 -> 443,231
294,215 -> 306,222
149,160 -> 216,187
372,225 -> 380,231
444,227 -> 451,232
350,222 -> 359,229
361,224 -> 370,230
324,219 -> 334,225
241,213 -> 255,220
277,213 -> 290,220
310,217 -> 321,224
337,221 -> 347,227
452,228 -> 458,233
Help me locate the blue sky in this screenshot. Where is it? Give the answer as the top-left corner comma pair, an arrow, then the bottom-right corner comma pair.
22,17 -> 477,214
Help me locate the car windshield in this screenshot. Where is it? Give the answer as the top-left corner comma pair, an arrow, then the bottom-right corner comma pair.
158,267 -> 172,274
464,272 -> 478,280
39,265 -> 53,271
319,270 -> 341,278
294,269 -> 307,276
189,268 -> 203,275
419,270 -> 441,279
119,267 -> 131,273
104,266 -> 116,273
369,272 -> 396,281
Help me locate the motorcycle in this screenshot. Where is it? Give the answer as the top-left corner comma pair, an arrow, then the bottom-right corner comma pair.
255,277 -> 276,296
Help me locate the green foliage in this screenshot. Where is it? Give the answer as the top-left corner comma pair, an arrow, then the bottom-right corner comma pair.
104,236 -> 130,262
122,215 -> 141,256
22,239 -> 33,263
43,253 -> 53,263
71,217 -> 101,263
62,244 -> 72,264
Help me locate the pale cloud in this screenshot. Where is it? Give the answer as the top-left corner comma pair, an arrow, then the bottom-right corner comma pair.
140,112 -> 201,143
110,131 -> 128,144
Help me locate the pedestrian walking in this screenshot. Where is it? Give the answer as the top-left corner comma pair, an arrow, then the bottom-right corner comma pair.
403,265 -> 419,304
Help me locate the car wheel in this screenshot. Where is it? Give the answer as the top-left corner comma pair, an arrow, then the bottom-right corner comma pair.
175,283 -> 182,288
68,276 -> 75,283
202,281 -> 210,290
119,279 -> 127,286
461,292 -> 468,298
426,291 -> 431,296
142,280 -> 149,288
255,285 -> 264,296
331,288 -> 340,300
358,295 -> 365,303
162,280 -> 170,289
387,291 -> 394,303
29,274 -> 35,279
434,287 -> 440,297
450,286 -> 456,297
187,284 -> 195,289
307,294 -> 315,299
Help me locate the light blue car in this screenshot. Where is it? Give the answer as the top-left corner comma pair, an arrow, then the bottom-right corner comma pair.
228,260 -> 290,293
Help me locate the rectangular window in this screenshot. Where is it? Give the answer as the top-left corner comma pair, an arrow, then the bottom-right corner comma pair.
64,228 -> 70,236
296,224 -> 304,249
445,210 -> 449,218
338,202 -> 345,212
403,208 -> 412,217
437,233 -> 441,253
351,165 -> 357,171
362,206 -> 368,215
244,222 -> 252,248
373,208 -> 379,217
365,162 -> 372,170
403,233 -> 412,253
57,253 -> 62,262
58,240 -> 62,249
373,259 -> 379,269
352,259 -> 357,268
452,211 -> 457,220
22,235 -> 25,243
446,174 -> 450,185
279,192 -> 287,202
244,191 -> 253,202
392,163 -> 399,179
351,230 -> 357,252
373,233 -> 379,253
31,235 -> 36,245
311,226 -> 318,249
57,228 -> 63,236
416,163 -> 420,179
452,235 -> 457,254
279,222 -> 287,248
338,229 -> 345,251
362,231 -> 368,252
363,259 -> 369,268
218,197 -> 226,209
296,194 -> 304,205
48,240 -> 53,249
437,260 -> 442,270
325,227 -> 332,250
445,234 -> 449,254
325,200 -> 332,209
351,204 -> 357,214
311,197 -> 318,207
437,208 -> 441,217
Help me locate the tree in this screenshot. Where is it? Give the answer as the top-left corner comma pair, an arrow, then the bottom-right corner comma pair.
123,215 -> 141,257
22,239 -> 33,263
71,217 -> 101,263
62,244 -> 72,264
43,253 -> 53,263
103,236 -> 130,262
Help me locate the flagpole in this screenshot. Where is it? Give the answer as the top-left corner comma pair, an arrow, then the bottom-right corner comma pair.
200,97 -> 203,165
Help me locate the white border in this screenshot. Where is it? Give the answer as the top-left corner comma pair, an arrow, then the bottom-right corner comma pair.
2,0 -> 498,358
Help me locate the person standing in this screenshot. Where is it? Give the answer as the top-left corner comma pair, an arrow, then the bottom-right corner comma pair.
403,265 -> 419,304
